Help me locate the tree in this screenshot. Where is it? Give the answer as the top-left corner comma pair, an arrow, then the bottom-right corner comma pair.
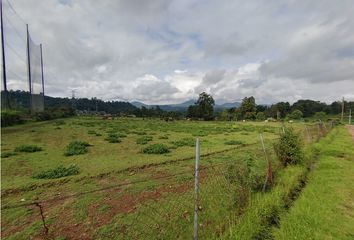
289,109 -> 303,120
239,96 -> 256,120
314,111 -> 327,121
196,92 -> 215,120
256,112 -> 266,121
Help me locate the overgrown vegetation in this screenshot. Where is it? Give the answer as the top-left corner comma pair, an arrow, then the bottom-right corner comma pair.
64,141 -> 90,156
32,164 -> 80,179
224,140 -> 245,146
1,152 -> 17,158
105,133 -> 122,143
1,110 -> 25,127
143,144 -> 170,154
136,135 -> 153,145
14,144 -> 42,153
170,137 -> 195,147
274,128 -> 304,166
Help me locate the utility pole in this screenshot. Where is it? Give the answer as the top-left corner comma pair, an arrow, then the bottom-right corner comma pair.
341,97 -> 345,122
349,109 -> 352,125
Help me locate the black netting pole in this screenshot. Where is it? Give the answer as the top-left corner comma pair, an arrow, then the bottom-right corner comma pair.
1,0 -> 10,109
40,43 -> 44,106
26,24 -> 32,112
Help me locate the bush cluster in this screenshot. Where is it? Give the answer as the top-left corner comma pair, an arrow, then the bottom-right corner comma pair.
274,128 -> 304,166
1,110 -> 24,127
1,152 -> 17,158
170,137 -> 195,147
105,133 -> 122,143
64,141 -> 90,156
33,107 -> 75,121
143,144 -> 170,154
32,164 -> 80,179
136,135 -> 153,145
224,140 -> 245,146
15,144 -> 42,153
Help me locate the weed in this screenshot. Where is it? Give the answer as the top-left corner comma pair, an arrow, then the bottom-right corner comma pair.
136,136 -> 153,145
143,144 -> 170,154
1,152 -> 17,158
224,140 -> 245,146
32,164 -> 80,179
105,134 -> 122,143
170,137 -> 195,147
14,145 -> 42,153
64,141 -> 90,156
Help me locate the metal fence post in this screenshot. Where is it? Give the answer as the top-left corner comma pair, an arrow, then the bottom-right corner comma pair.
260,134 -> 271,192
193,138 -> 200,240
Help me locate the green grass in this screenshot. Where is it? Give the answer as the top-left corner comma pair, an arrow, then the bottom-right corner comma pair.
136,135 -> 153,145
273,127 -> 354,239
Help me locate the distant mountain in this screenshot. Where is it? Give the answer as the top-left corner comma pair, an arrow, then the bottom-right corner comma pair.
131,99 -> 241,112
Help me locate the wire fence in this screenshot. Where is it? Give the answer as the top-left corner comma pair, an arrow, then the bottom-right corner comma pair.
1,122 -> 334,239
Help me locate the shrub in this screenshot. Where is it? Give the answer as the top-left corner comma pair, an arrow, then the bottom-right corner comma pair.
224,140 -> 245,146
64,141 -> 90,156
143,144 -> 170,154
289,110 -> 303,120
256,112 -> 266,121
274,128 -> 304,166
1,152 -> 17,158
15,144 -> 42,153
105,134 -> 122,143
171,137 -> 195,147
32,164 -> 80,179
136,136 -> 153,145
1,110 -> 24,127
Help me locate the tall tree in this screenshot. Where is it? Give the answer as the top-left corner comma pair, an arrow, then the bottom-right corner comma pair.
196,92 -> 215,120
239,96 -> 256,120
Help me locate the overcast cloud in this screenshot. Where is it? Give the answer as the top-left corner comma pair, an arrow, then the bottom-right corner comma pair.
2,0 -> 354,104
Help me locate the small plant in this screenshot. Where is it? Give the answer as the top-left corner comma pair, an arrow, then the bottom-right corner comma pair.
53,120 -> 66,126
274,127 -> 304,166
224,140 -> 245,146
64,141 -> 90,156
32,164 -> 80,179
136,136 -> 153,145
14,145 -> 42,153
158,135 -> 169,139
1,152 -> 17,158
143,144 -> 170,154
171,137 -> 195,147
105,133 -> 122,143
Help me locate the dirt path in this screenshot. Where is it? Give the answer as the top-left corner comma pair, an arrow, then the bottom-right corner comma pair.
346,125 -> 354,141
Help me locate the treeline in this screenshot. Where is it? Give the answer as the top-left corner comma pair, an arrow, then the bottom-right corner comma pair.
218,97 -> 354,121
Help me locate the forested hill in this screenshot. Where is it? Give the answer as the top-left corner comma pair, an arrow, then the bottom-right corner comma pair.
4,90 -> 138,114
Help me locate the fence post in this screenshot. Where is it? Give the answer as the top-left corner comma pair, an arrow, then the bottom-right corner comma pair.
317,122 -> 321,141
193,138 -> 200,240
260,134 -> 271,192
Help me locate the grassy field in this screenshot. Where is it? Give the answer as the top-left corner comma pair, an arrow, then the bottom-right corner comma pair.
273,126 -> 354,239
1,117 -> 330,239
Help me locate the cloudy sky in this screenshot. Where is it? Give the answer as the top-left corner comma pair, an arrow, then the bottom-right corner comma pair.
2,0 -> 354,104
